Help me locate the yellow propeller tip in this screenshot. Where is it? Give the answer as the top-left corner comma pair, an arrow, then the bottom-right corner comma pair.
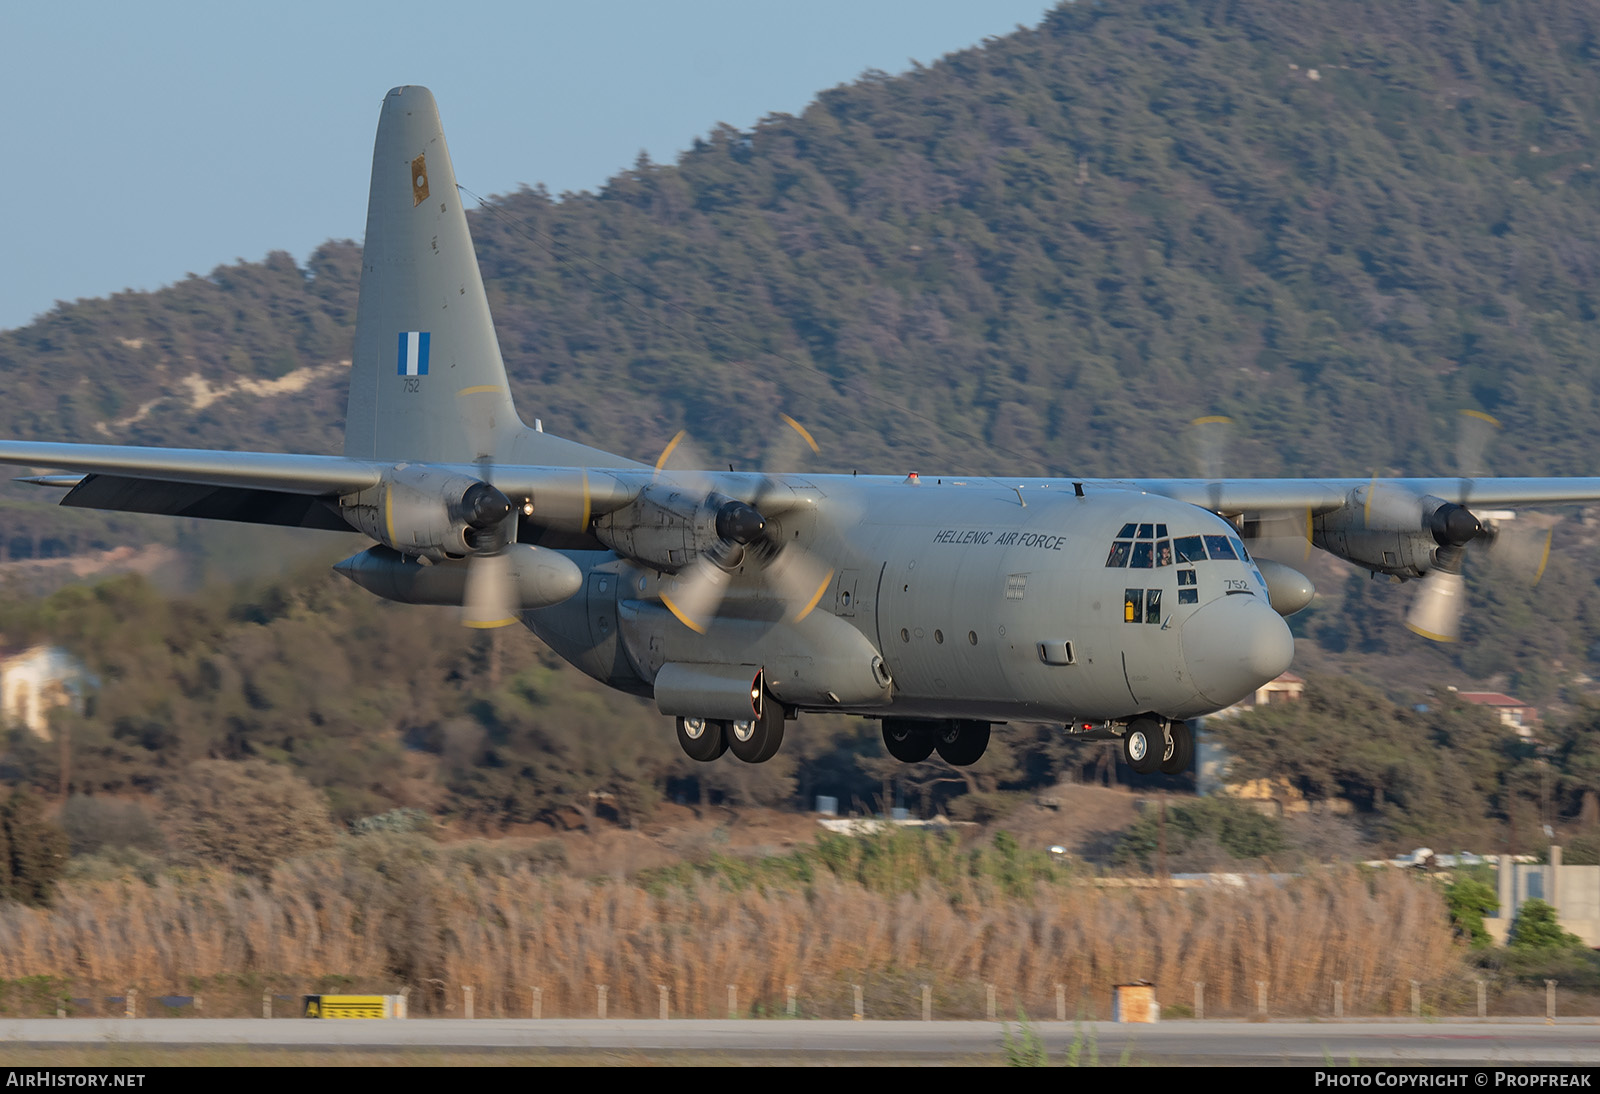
660,593 -> 709,633
464,618 -> 518,629
780,414 -> 821,454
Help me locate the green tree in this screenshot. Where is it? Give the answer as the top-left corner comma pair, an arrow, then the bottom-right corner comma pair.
0,789 -> 69,906
1507,899 -> 1582,951
1443,874 -> 1498,949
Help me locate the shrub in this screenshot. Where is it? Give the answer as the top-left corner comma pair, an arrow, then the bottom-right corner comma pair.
162,759 -> 336,876
1507,899 -> 1583,951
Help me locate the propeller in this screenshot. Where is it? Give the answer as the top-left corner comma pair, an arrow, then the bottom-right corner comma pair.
1183,415 -> 1313,562
653,418 -> 836,633
460,464 -> 518,629
1406,409 -> 1550,641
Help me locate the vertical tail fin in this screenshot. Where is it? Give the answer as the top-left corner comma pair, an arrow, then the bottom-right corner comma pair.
344,86 -> 522,463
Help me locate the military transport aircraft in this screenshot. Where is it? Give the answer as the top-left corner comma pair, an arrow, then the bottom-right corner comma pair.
3,87 -> 1598,774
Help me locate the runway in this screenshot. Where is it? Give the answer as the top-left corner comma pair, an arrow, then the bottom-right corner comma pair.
2,1018 -> 1598,1065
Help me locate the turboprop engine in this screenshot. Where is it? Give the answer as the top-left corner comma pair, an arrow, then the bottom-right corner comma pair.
336,464 -> 582,622
1311,483 -> 1479,579
339,464 -> 514,561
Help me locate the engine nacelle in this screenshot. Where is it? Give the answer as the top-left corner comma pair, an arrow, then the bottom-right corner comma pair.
1312,484 -> 1478,579
593,485 -> 755,573
338,464 -> 510,561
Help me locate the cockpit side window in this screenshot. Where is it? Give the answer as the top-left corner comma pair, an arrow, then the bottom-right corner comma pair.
1203,534 -> 1238,560
1230,536 -> 1251,562
1173,535 -> 1205,564
1105,541 -> 1131,567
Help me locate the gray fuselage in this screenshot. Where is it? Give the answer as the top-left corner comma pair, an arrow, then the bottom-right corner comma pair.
528,477 -> 1295,726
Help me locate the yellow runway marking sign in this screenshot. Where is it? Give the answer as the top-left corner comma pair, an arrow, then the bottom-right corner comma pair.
303,994 -> 394,1019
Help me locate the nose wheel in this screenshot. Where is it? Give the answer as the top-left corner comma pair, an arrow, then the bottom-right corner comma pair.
1121,717 -> 1194,776
1122,716 -> 1162,774
1159,720 -> 1195,776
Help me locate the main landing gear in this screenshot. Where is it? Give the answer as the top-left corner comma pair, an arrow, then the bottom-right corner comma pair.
675,702 -> 786,764
881,718 -> 991,766
1121,715 -> 1193,776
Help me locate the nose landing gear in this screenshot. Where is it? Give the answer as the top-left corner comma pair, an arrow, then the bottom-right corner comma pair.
1121,716 -> 1194,776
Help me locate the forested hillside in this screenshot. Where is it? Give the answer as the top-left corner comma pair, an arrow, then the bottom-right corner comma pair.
1,2 -> 1600,848
6,1 -> 1600,482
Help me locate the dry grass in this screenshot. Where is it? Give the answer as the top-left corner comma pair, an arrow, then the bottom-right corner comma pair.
0,842 -> 1465,1019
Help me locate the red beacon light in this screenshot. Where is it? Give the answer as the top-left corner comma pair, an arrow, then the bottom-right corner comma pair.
905,472 -> 920,484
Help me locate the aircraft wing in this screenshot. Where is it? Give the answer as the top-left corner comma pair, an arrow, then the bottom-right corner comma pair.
1093,477 -> 1600,513
0,440 -> 386,494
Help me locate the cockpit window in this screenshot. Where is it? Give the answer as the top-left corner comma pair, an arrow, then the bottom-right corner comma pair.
1230,536 -> 1251,562
1116,523 -> 1137,538
1203,534 -> 1238,560
1173,535 -> 1205,564
1136,523 -> 1154,539
1105,541 -> 1131,567
1156,539 -> 1172,567
1129,541 -> 1154,568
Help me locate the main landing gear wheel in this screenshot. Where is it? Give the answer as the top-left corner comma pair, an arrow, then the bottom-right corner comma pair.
1159,720 -> 1194,776
934,720 -> 990,766
1122,717 -> 1162,775
882,719 -> 936,763
729,703 -> 785,764
677,717 -> 728,762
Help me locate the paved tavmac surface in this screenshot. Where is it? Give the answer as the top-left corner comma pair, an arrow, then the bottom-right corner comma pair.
1,1019 -> 1597,1065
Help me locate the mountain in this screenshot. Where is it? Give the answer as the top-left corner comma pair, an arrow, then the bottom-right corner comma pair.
2,0 -> 1599,686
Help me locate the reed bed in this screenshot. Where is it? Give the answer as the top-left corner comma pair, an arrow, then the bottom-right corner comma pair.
0,839 -> 1465,1018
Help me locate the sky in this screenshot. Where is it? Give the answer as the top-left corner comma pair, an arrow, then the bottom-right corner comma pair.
1,0 -> 1054,332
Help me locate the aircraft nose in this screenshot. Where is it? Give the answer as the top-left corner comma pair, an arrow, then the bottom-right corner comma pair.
1180,594 -> 1296,707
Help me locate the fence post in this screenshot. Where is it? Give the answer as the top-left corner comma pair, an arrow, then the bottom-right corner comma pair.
986,983 -> 996,1021
531,987 -> 542,1021
727,984 -> 737,1019
1477,980 -> 1486,1019
1195,981 -> 1204,1022
853,984 -> 863,1021
194,993 -> 202,1015
1411,980 -> 1421,1019
1256,980 -> 1267,1017
597,985 -> 606,1020
922,984 -> 932,1022
125,989 -> 134,1019
1056,983 -> 1066,1022
1546,980 -> 1556,1023
787,985 -> 797,1018
263,991 -> 271,1019
1334,981 -> 1342,1020
463,985 -> 474,1020
659,984 -> 669,1021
